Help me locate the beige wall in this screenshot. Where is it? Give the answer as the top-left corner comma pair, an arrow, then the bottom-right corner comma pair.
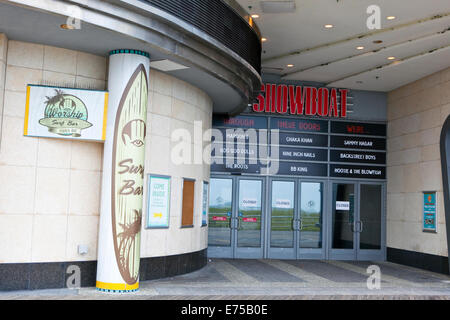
142,69 -> 212,258
387,67 -> 450,257
0,34 -> 7,155
0,39 -> 212,264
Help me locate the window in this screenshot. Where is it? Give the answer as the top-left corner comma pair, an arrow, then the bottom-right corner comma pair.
181,178 -> 195,227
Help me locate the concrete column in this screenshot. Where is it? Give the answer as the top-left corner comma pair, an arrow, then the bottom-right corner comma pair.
96,49 -> 150,292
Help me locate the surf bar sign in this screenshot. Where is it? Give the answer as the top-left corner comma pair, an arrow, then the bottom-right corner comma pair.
24,85 -> 108,142
253,83 -> 349,118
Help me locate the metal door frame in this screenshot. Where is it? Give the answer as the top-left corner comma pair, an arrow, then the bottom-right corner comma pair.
327,180 -> 386,261
234,176 -> 266,259
207,174 -> 266,259
297,179 -> 327,260
327,180 -> 359,260
266,177 -> 297,259
208,175 -> 386,261
356,181 -> 386,261
266,177 -> 327,260
207,174 -> 235,259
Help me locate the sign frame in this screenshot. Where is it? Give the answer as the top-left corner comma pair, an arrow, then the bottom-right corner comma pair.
24,84 -> 109,142
145,174 -> 171,229
423,191 -> 438,233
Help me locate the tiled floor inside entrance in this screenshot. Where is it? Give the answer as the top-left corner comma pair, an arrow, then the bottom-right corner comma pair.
1,259 -> 449,299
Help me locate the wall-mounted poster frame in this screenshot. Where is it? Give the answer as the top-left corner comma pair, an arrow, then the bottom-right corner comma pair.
423,191 -> 437,233
146,174 -> 171,229
202,181 -> 209,227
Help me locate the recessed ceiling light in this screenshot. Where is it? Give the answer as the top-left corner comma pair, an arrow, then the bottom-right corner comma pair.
373,40 -> 383,44
60,24 -> 75,30
356,46 -> 365,50
324,24 -> 334,29
251,14 -> 260,19
387,16 -> 396,20
387,56 -> 396,60
261,37 -> 267,42
286,64 -> 294,68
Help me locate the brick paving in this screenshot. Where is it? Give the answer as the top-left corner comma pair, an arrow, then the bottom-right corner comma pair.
1,259 -> 449,300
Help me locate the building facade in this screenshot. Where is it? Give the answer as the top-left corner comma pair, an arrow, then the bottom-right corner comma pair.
0,0 -> 448,291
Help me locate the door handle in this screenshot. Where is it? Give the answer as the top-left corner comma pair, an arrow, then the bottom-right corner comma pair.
353,221 -> 363,233
237,218 -> 241,230
230,217 -> 239,230
299,218 -> 304,231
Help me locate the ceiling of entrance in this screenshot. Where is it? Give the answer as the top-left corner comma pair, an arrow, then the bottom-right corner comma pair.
237,0 -> 450,91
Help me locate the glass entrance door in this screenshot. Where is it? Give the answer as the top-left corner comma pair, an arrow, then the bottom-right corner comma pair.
235,178 -> 264,258
268,179 -> 296,259
328,182 -> 385,261
358,183 -> 385,260
329,182 -> 357,260
268,179 -> 325,259
207,177 -> 234,258
298,182 -> 324,259
207,176 -> 265,259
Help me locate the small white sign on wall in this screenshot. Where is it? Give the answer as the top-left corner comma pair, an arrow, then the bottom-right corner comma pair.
24,85 -> 108,142
336,201 -> 350,211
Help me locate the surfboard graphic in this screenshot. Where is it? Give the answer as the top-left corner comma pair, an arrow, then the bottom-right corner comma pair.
111,64 -> 148,285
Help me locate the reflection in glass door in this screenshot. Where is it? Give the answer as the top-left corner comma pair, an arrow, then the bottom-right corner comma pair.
269,180 -> 295,258
235,179 -> 264,258
207,178 -> 233,258
299,182 -> 323,251
208,176 -> 265,259
268,179 -> 325,259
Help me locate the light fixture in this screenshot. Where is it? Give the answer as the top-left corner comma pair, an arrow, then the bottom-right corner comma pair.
261,1 -> 296,13
356,46 -> 365,50
387,56 -> 396,60
60,24 -> 75,30
286,64 -> 294,68
324,24 -> 334,29
387,16 -> 396,20
251,14 -> 260,19
150,59 -> 189,72
261,37 -> 267,42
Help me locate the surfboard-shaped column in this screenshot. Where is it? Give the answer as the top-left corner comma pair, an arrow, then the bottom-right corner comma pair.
96,49 -> 150,293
